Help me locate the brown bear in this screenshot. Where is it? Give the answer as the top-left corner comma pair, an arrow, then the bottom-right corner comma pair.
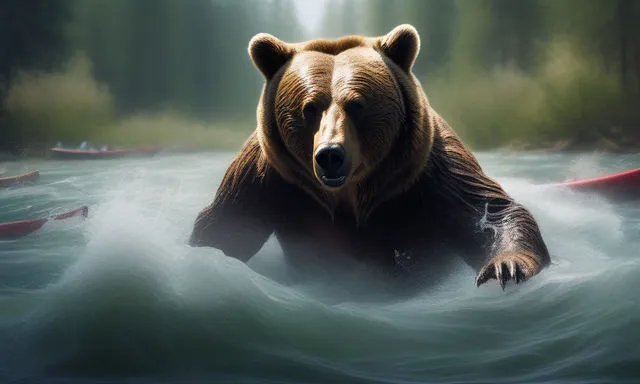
189,24 -> 551,290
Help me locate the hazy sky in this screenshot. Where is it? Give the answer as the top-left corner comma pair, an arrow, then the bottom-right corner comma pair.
293,0 -> 329,35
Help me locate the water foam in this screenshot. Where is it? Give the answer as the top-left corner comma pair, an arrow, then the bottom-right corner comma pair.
1,152 -> 638,382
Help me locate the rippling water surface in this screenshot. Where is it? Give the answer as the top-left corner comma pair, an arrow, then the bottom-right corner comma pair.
0,150 -> 639,383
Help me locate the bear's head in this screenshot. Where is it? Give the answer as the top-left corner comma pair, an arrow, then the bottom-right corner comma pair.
249,25 -> 434,219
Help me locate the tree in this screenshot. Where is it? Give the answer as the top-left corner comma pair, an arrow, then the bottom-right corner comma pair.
0,0 -> 73,153
401,0 -> 457,76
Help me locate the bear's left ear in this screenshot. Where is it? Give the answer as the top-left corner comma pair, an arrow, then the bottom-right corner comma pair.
377,24 -> 421,73
248,33 -> 295,80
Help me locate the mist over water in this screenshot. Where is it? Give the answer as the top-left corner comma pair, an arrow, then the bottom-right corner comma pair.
0,151 -> 639,383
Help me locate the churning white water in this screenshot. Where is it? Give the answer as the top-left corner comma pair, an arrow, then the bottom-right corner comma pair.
0,150 -> 638,383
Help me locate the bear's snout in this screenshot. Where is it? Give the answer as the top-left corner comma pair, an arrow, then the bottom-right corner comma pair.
314,144 -> 350,188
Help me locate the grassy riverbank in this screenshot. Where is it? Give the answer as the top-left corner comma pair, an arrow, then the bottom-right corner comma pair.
0,56 -> 255,157
425,41 -> 639,153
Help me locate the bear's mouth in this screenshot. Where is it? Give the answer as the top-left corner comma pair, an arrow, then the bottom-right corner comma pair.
320,175 -> 347,188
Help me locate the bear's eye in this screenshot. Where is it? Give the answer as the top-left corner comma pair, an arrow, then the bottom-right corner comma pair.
302,103 -> 319,124
345,100 -> 365,121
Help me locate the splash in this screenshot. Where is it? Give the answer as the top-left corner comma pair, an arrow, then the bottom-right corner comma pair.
0,152 -> 638,383
565,153 -> 607,180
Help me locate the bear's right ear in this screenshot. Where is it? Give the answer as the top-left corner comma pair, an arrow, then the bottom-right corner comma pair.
248,33 -> 295,80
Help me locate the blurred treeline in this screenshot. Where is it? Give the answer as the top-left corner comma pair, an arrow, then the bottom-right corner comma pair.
0,0 -> 302,154
320,0 -> 640,150
1,0 -> 639,155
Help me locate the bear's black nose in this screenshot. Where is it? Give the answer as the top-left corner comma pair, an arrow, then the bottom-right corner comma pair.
314,144 -> 348,187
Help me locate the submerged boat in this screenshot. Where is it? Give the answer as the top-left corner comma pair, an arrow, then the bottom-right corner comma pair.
0,170 -> 40,188
545,167 -> 640,201
0,206 -> 89,240
48,146 -> 161,160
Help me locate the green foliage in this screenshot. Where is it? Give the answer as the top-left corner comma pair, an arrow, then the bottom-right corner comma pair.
427,40 -> 625,149
0,0 -> 302,153
95,113 -> 253,151
0,0 -> 73,153
400,0 -> 457,77
363,0 -> 403,36
2,54 -> 254,152
69,0 -> 269,117
2,0 -> 640,153
0,0 -> 72,87
3,54 -> 114,146
536,41 -> 625,141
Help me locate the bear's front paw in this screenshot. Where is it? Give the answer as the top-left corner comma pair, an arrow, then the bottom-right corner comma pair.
475,251 -> 542,290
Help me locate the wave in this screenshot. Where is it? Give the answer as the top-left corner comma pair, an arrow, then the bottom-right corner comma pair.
0,152 -> 638,383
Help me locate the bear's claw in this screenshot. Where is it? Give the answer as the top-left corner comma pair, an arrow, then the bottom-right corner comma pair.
475,251 -> 538,290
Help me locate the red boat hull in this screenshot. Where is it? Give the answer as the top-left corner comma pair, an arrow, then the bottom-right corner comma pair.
49,146 -> 161,160
0,170 -> 40,188
546,167 -> 640,201
0,206 -> 89,240
0,218 -> 48,239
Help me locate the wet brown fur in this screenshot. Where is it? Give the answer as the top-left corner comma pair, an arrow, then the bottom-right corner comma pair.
189,25 -> 551,289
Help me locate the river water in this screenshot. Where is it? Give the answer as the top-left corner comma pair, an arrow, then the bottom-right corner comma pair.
0,150 -> 639,383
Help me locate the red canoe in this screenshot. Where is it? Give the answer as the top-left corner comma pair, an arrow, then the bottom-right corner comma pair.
48,146 -> 161,160
545,167 -> 640,201
0,170 -> 40,188
0,206 -> 89,240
